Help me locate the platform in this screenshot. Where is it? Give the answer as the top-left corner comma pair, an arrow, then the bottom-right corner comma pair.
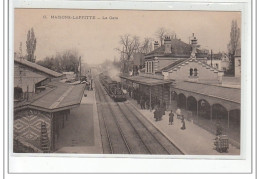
127,98 -> 240,155
55,84 -> 103,154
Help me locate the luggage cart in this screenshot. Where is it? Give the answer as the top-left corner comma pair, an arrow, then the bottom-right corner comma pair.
214,135 -> 229,153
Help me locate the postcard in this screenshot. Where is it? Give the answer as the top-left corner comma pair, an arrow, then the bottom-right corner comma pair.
8,0 -> 253,174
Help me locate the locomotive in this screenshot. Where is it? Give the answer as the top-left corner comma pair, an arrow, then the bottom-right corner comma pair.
99,73 -> 126,102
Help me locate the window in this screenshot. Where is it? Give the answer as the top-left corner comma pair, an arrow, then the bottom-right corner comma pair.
194,68 -> 198,76
190,68 -> 193,76
189,68 -> 198,77
146,61 -> 154,74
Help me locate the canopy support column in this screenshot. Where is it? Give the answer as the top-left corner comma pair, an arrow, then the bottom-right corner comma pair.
227,111 -> 230,129
197,100 -> 199,124
149,87 -> 152,111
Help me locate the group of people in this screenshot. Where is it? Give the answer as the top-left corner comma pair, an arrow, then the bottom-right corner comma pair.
153,105 -> 166,121
126,86 -> 166,111
168,109 -> 186,130
124,85 -> 186,130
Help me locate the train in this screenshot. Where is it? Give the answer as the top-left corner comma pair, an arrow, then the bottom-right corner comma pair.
99,73 -> 127,102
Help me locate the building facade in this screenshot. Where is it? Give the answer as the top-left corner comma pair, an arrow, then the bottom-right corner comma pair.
120,34 -> 240,147
14,57 -> 63,99
234,48 -> 241,77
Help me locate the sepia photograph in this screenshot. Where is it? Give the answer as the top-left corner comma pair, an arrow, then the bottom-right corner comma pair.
12,8 -> 242,156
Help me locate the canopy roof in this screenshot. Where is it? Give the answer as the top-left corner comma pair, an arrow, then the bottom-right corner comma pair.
15,81 -> 86,112
174,81 -> 240,104
120,75 -> 173,86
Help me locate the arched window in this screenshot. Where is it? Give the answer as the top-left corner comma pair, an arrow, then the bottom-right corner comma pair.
189,68 -> 193,76
194,68 -> 198,76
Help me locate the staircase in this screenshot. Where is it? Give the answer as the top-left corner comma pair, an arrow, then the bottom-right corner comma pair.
40,122 -> 50,153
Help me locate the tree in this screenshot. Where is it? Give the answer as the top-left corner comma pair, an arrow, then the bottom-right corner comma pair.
115,34 -> 140,74
36,49 -> 80,73
227,20 -> 240,75
26,28 -> 37,62
155,28 -> 176,46
155,27 -> 167,46
139,37 -> 154,54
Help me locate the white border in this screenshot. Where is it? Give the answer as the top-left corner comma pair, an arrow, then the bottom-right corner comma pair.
7,0 -> 252,174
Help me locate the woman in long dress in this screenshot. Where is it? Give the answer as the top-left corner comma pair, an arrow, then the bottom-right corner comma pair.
181,115 -> 186,130
169,110 -> 174,125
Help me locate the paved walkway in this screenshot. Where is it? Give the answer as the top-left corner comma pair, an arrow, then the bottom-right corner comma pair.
127,98 -> 240,155
55,86 -> 102,154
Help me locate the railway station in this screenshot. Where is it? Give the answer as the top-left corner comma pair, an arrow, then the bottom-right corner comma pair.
120,35 -> 241,148
12,11 -> 242,156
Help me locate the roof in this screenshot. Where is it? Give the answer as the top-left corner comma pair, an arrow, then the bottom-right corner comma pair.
160,58 -> 221,73
159,59 -> 187,72
14,58 -> 63,78
146,39 -> 208,58
174,81 -> 240,104
14,81 -> 86,112
120,75 -> 173,86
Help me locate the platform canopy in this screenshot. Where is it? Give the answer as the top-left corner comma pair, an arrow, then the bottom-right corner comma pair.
14,81 -> 86,113
120,75 -> 173,86
174,81 -> 241,104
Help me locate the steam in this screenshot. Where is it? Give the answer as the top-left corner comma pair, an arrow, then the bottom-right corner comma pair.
106,64 -> 121,82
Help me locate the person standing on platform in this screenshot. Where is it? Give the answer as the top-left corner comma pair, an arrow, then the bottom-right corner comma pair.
158,107 -> 162,121
139,96 -> 142,109
169,110 -> 174,125
162,101 -> 166,115
142,97 -> 145,109
151,98 -> 155,110
180,115 -> 186,130
176,108 -> 182,119
154,108 -> 158,122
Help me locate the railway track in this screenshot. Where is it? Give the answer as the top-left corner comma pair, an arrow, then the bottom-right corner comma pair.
95,78 -> 131,154
119,102 -> 184,155
94,76 -> 183,155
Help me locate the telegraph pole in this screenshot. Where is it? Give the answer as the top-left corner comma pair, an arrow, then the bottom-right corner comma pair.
211,50 -> 213,67
79,56 -> 81,81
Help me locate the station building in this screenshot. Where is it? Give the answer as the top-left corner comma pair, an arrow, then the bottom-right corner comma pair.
14,57 -> 64,99
120,34 -> 241,147
13,58 -> 85,153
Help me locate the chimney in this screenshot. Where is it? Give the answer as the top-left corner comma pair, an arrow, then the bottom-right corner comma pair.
190,33 -> 198,58
154,41 -> 159,49
164,36 -> 172,54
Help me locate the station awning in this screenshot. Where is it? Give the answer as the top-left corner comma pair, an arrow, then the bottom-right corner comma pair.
120,75 -> 173,86
14,81 -> 86,113
174,81 -> 240,104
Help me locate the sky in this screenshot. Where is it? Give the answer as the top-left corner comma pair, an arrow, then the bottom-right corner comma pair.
14,9 -> 241,65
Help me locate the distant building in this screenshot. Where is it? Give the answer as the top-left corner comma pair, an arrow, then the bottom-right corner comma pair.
234,48 -> 241,77
206,52 -> 230,72
143,34 -> 208,79
133,52 -> 145,75
62,71 -> 76,79
14,57 -> 63,99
